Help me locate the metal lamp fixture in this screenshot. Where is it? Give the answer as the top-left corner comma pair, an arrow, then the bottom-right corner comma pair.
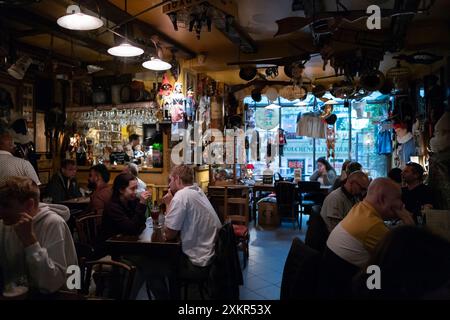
107,0 -> 143,57
108,42 -> 144,57
57,5 -> 103,31
142,57 -> 172,71
142,37 -> 172,71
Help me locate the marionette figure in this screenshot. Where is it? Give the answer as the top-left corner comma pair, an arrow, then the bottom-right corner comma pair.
393,121 -> 416,168
170,82 -> 185,123
277,128 -> 287,156
159,73 -> 173,121
185,86 -> 196,122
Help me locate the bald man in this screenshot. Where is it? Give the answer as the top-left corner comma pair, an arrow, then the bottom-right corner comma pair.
320,171 -> 370,232
318,178 -> 414,298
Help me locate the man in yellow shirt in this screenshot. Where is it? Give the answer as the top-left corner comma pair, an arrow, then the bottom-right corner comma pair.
319,178 -> 415,297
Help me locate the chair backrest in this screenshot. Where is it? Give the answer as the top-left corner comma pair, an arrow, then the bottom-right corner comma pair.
305,205 -> 330,253
209,223 -> 243,300
275,181 -> 297,205
297,181 -> 321,193
75,213 -> 102,247
81,259 -> 136,300
224,186 -> 249,226
280,237 -> 321,300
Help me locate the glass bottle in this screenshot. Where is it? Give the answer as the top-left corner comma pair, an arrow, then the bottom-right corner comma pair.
151,200 -> 160,225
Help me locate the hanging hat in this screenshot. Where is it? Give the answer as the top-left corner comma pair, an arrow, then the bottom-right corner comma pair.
360,70 -> 385,92
284,64 -> 293,78
159,73 -> 172,96
330,81 -> 354,99
264,87 -> 278,101
312,84 -> 326,98
239,66 -> 257,81
251,88 -> 262,102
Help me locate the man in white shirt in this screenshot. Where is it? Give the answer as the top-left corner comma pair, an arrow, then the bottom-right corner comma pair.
0,176 -> 77,296
141,165 -> 221,299
165,165 -> 222,268
165,165 -> 222,269
0,129 -> 40,185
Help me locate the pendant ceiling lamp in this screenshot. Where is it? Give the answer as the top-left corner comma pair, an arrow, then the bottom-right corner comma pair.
142,37 -> 172,71
57,5 -> 103,31
142,57 -> 172,71
108,43 -> 144,57
107,0 -> 143,57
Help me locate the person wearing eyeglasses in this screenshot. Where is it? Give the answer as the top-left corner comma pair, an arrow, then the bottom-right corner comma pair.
401,162 -> 434,224
320,171 -> 370,233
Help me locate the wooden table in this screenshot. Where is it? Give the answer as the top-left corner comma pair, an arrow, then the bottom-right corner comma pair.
250,183 -> 331,221
60,197 -> 91,205
106,221 -> 182,299
57,197 -> 91,213
106,221 -> 181,258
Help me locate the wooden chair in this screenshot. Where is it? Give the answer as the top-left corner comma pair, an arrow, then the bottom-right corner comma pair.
75,213 -> 102,247
80,260 -> 136,300
275,181 -> 299,229
223,186 -> 250,268
297,181 -> 321,229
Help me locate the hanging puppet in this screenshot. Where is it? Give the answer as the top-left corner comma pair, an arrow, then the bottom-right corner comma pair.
393,121 -> 416,168
170,82 -> 185,124
320,104 -> 337,160
185,86 -> 196,122
159,73 -> 173,121
277,128 -> 287,156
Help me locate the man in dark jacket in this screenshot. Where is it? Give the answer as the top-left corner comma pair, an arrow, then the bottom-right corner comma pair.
46,159 -> 82,203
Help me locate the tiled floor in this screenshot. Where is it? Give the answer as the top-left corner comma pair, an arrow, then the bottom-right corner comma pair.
238,218 -> 308,300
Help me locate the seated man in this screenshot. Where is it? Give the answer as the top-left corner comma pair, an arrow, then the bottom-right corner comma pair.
401,162 -> 434,224
331,161 -> 362,191
46,159 -> 82,203
164,165 -> 222,274
0,128 -> 40,185
320,171 -> 370,232
0,176 -> 77,295
88,164 -> 112,214
319,178 -> 415,298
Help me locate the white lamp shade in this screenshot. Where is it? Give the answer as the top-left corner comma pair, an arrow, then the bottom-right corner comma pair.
57,5 -> 103,31
142,58 -> 172,71
108,43 -> 144,57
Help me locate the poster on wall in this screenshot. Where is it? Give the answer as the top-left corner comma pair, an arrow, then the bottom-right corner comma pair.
287,158 -> 305,175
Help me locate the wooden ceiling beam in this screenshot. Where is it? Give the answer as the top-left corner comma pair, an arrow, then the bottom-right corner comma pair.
78,0 -> 196,59
1,7 -> 111,57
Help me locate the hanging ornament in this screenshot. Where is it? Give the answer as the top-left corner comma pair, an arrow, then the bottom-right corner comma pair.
326,125 -> 336,160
